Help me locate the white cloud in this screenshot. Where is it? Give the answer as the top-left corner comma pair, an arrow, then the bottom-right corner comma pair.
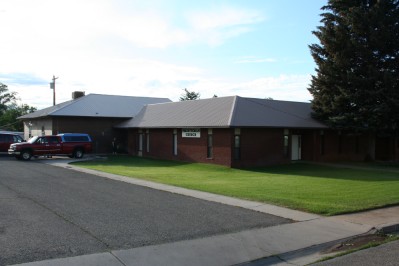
188,6 -> 263,31
187,74 -> 312,102
235,56 -> 277,64
186,6 -> 264,46
0,1 -> 312,110
7,57 -> 204,108
9,62 -> 312,109
1,0 -> 264,50
0,0 -> 266,81
104,4 -> 265,48
234,75 -> 312,101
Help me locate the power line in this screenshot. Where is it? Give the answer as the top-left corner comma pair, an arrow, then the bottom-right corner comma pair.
0,120 -> 21,128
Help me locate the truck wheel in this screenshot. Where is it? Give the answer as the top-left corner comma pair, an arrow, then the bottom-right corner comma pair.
74,149 -> 84,159
21,150 -> 32,161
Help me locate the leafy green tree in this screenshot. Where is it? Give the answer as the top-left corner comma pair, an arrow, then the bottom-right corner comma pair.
0,104 -> 37,131
309,0 -> 399,134
0,82 -> 36,131
0,82 -> 17,115
179,88 -> 200,101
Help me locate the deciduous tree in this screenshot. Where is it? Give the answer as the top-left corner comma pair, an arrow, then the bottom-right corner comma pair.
0,82 -> 17,115
0,82 -> 36,131
179,88 -> 200,101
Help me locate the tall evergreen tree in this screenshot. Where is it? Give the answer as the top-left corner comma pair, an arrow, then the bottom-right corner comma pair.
309,0 -> 399,133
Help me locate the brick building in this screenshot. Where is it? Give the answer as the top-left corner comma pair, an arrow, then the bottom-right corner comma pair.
20,94 -> 397,166
117,96 -> 397,167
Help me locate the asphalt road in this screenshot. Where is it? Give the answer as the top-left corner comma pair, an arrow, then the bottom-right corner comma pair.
313,239 -> 399,266
0,156 -> 291,265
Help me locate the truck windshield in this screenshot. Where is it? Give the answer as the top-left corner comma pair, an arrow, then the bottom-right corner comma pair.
14,135 -> 24,143
27,136 -> 39,143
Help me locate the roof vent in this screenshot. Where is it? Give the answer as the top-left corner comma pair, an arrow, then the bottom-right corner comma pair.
72,91 -> 85,100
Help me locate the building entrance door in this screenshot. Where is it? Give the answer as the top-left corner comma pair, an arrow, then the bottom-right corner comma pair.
291,135 -> 302,160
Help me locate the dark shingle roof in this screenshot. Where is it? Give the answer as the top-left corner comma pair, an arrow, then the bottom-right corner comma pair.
117,96 -> 327,129
19,94 -> 172,119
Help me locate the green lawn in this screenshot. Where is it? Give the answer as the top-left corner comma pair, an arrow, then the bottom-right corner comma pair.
73,156 -> 399,216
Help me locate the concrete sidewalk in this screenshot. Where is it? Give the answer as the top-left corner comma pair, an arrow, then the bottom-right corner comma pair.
14,158 -> 399,266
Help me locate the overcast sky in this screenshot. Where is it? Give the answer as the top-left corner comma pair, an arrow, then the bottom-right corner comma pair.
1,0 -> 327,109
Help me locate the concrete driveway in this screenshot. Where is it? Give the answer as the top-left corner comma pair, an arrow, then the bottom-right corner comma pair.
0,156 -> 290,265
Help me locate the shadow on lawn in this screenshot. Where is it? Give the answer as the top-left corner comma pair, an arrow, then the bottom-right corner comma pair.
247,162 -> 399,182
76,156 -> 399,182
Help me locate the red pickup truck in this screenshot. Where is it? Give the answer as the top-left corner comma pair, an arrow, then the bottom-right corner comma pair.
8,133 -> 93,161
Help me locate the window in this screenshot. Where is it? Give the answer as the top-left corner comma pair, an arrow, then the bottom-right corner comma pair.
234,135 -> 241,160
207,129 -> 213,158
36,137 -> 47,144
173,129 -> 177,156
138,133 -> 143,152
146,130 -> 150,153
63,135 -> 90,142
234,128 -> 241,160
48,136 -> 59,144
283,129 -> 289,157
5,135 -> 12,142
320,130 -> 325,155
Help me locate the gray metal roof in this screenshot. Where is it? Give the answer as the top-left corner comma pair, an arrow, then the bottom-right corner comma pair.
19,94 -> 172,119
117,96 -> 235,128
231,97 -> 327,128
117,96 -> 327,129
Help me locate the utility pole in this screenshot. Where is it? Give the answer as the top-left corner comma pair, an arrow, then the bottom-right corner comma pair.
50,75 -> 58,106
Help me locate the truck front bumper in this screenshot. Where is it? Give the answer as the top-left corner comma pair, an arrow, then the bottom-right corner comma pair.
8,149 -> 20,155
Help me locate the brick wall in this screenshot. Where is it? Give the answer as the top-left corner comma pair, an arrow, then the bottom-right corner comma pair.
135,128 -> 233,167
232,128 -> 290,168
312,130 -> 378,162
125,127 -> 399,167
130,127 -> 293,168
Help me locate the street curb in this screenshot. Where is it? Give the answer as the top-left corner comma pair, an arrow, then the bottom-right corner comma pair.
237,223 -> 399,266
377,223 -> 399,234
